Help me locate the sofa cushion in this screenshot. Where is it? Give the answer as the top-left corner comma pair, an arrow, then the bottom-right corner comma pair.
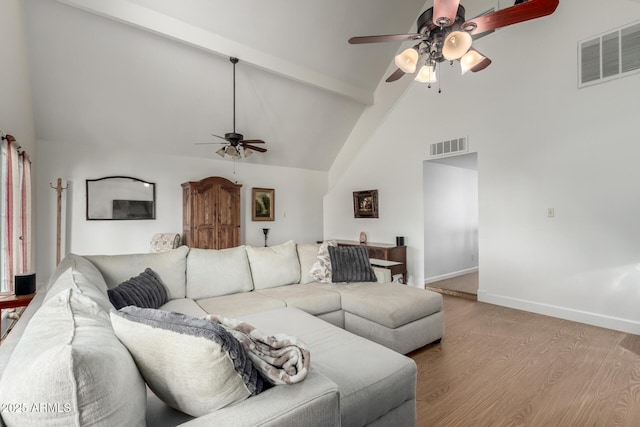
110,307 -> 266,417
196,292 -> 286,318
328,246 -> 377,283
186,246 -> 254,299
160,298 -> 209,318
257,284 -> 341,316
44,254 -> 113,313
246,240 -> 301,289
240,307 -> 417,427
85,246 -> 189,299
297,243 -> 320,284
108,268 -> 168,309
310,240 -> 336,283
330,283 -> 443,329
0,288 -> 146,427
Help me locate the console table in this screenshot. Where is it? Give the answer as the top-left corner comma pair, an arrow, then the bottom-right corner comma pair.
333,240 -> 407,283
0,293 -> 36,343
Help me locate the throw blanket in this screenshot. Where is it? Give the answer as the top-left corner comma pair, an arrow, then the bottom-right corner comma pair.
206,314 -> 310,385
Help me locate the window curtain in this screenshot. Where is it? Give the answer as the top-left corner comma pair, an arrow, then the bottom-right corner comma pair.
0,135 -> 31,294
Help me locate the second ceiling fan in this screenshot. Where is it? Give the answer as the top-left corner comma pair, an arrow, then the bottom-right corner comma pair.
349,0 -> 559,84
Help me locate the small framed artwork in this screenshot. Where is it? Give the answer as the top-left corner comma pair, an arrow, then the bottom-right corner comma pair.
252,188 -> 275,221
353,190 -> 378,218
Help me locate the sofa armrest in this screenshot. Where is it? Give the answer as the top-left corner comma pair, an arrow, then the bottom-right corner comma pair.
373,266 -> 391,283
147,370 -> 340,427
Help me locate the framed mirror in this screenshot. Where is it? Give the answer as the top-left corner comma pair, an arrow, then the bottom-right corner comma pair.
86,176 -> 156,220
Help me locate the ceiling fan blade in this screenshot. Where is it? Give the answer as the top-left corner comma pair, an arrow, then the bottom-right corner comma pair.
242,144 -> 267,153
349,34 -> 424,44
433,0 -> 461,27
194,141 -> 226,145
240,139 -> 265,144
385,68 -> 406,82
462,0 -> 559,36
211,134 -> 228,141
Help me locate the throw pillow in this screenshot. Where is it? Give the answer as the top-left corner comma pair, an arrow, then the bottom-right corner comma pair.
296,243 -> 321,284
110,307 -> 267,417
309,240 -> 337,283
245,240 -> 301,289
328,245 -> 377,283
0,288 -> 146,427
108,268 -> 168,309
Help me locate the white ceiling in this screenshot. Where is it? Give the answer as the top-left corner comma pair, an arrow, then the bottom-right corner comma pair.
23,0 -> 507,171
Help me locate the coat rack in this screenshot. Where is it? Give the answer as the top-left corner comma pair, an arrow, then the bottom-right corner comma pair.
50,178 -> 68,265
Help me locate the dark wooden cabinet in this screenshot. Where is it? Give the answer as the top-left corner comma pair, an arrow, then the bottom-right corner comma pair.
334,240 -> 407,283
182,176 -> 242,249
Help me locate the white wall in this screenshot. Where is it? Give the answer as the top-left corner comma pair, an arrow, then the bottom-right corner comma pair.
325,0 -> 640,333
36,140 -> 326,282
424,154 -> 478,281
0,0 -> 35,155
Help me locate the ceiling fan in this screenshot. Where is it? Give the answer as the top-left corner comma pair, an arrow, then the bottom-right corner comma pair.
349,0 -> 559,85
197,57 -> 267,159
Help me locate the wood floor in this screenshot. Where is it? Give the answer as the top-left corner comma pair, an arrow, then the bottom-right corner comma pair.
427,272 -> 479,300
408,295 -> 640,426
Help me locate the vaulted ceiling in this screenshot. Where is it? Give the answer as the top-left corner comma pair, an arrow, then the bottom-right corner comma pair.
23,0 -> 504,171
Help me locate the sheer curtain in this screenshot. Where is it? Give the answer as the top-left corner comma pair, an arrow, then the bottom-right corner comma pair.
0,134 -> 32,295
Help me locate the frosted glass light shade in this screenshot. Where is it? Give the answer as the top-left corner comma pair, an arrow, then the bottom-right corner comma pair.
414,64 -> 437,83
227,146 -> 240,158
242,148 -> 253,158
216,147 -> 226,157
394,48 -> 419,73
443,31 -> 472,60
460,50 -> 486,74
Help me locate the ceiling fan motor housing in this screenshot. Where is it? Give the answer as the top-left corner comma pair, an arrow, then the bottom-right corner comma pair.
417,5 -> 468,63
225,132 -> 244,145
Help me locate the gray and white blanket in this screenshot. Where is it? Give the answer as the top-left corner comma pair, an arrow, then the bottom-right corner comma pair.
206,314 -> 310,385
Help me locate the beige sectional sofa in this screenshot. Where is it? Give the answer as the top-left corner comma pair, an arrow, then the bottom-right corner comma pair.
0,241 -> 444,426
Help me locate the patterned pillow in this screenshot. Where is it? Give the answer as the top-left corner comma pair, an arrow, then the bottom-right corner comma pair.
110,307 -> 267,417
309,240 -> 337,283
108,268 -> 168,309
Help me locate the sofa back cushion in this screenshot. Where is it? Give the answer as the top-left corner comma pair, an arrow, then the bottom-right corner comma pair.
85,245 -> 189,299
246,240 -> 301,290
44,255 -> 113,313
297,243 -> 321,285
0,288 -> 146,427
186,246 -> 254,299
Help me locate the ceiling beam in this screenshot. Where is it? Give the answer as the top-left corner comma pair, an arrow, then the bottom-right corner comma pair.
55,0 -> 373,105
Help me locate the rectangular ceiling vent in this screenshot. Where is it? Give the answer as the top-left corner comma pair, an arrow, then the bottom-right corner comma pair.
579,20 -> 640,88
429,136 -> 468,158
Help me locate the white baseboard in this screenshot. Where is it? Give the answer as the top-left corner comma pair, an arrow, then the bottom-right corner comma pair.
424,267 -> 478,285
477,290 -> 640,335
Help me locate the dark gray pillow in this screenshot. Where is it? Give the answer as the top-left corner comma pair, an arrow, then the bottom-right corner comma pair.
108,268 -> 168,309
328,246 -> 377,283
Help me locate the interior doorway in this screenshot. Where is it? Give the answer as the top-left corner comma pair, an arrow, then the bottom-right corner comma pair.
423,152 -> 479,299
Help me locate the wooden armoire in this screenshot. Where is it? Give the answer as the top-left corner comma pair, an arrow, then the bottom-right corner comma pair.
181,176 -> 242,249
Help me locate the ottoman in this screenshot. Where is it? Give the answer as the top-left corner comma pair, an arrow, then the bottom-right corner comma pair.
314,282 -> 444,354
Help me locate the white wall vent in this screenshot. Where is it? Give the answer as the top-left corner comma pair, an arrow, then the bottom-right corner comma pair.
429,136 -> 468,158
579,20 -> 640,88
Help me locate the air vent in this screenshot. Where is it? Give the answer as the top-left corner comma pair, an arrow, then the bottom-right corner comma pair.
579,21 -> 640,88
429,136 -> 468,158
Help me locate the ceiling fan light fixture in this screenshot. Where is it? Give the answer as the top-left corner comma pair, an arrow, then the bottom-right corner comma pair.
443,31 -> 472,60
394,47 -> 419,73
242,147 -> 253,158
216,147 -> 226,158
460,50 -> 486,75
415,64 -> 437,83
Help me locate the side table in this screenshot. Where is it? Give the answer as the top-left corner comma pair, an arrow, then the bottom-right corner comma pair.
0,293 -> 36,343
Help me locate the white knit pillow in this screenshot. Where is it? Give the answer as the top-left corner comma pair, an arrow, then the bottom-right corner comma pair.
309,240 -> 337,283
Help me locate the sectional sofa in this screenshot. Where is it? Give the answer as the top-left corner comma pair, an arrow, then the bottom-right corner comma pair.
0,241 -> 444,426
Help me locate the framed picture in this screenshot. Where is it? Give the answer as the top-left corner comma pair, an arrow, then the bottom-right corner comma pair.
252,188 -> 275,221
353,190 -> 378,218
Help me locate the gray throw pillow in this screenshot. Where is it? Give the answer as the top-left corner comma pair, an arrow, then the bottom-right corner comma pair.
108,268 -> 168,309
328,246 -> 377,283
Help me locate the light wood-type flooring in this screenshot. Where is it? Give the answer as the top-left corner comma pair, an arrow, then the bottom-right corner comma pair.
408,295 -> 640,426
427,271 -> 479,300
